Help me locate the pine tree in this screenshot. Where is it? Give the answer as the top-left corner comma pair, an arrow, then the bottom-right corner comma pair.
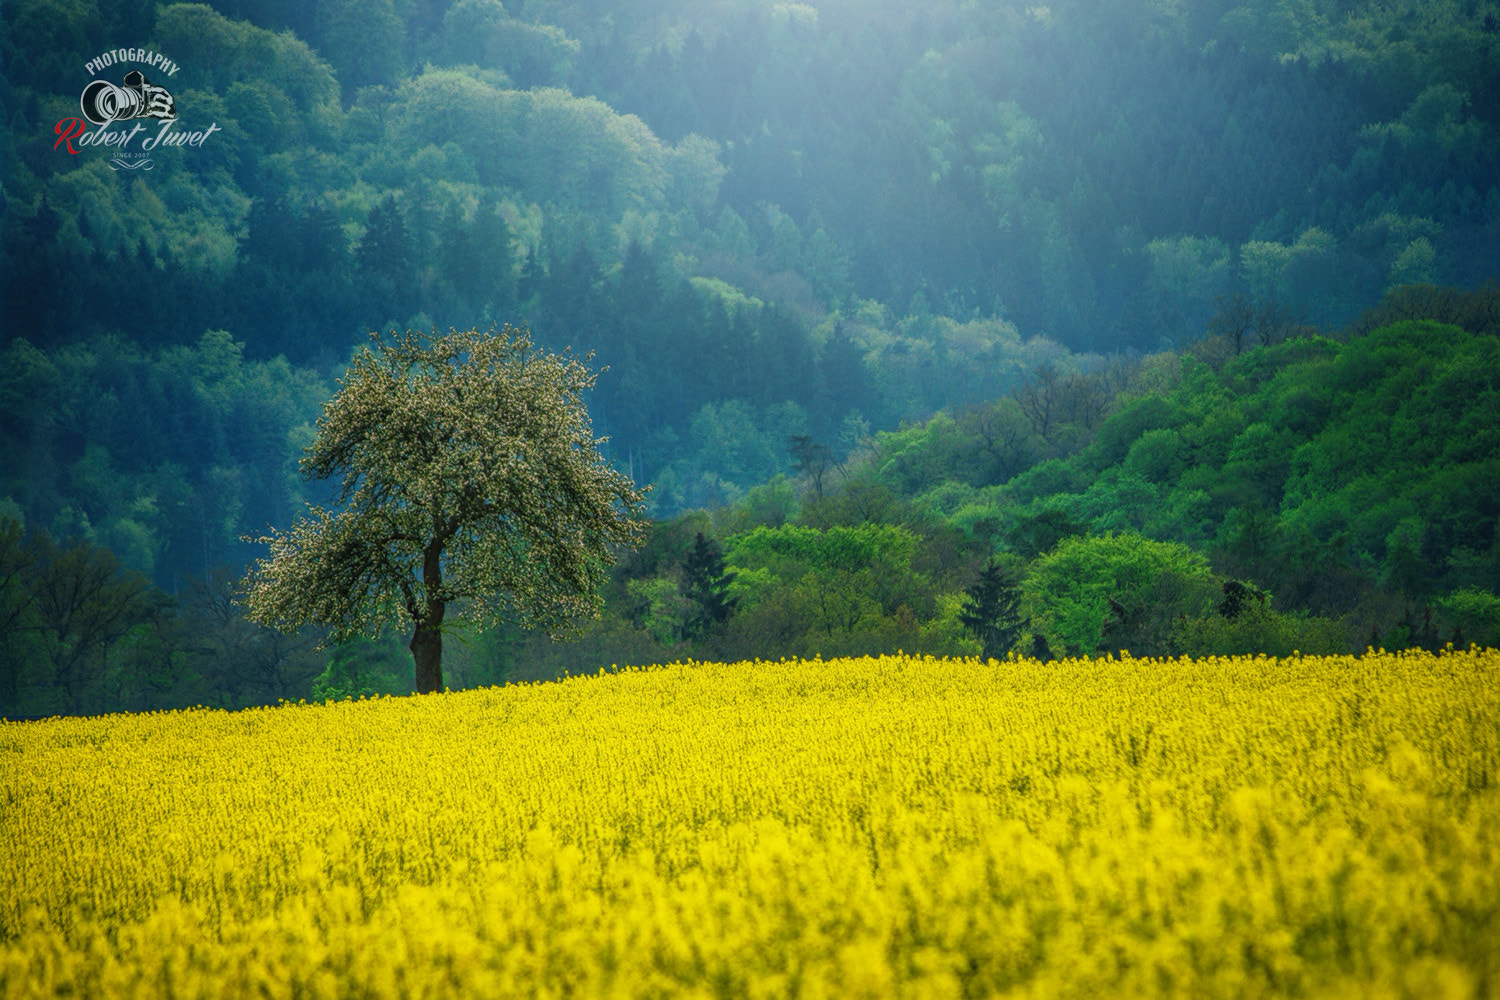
959,561 -> 1027,661
355,195 -> 416,323
679,532 -> 737,640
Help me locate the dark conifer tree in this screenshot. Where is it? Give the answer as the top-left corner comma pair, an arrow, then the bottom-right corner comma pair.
959,561 -> 1027,661
299,202 -> 349,275
617,240 -> 662,318
1417,606 -> 1442,653
753,304 -> 816,406
469,198 -> 517,318
240,198 -> 300,267
356,195 -> 416,325
680,532 -> 738,640
437,203 -> 481,326
817,321 -> 873,433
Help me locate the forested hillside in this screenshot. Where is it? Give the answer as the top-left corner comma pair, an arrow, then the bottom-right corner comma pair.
2,0 -> 1498,713
494,287 -> 1500,685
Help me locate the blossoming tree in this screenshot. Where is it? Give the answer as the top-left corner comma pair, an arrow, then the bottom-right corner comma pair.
241,325 -> 646,693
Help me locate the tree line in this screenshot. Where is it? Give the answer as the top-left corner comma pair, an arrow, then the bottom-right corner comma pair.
7,286 -> 1496,715
509,284 -> 1500,679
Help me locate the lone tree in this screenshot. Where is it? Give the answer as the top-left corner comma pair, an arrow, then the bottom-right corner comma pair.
959,561 -> 1028,661
241,326 -> 647,694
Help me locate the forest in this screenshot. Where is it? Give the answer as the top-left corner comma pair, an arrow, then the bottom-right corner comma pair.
2,0 -> 1498,714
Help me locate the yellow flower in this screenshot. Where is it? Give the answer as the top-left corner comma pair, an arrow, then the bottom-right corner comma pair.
2,649 -> 1497,998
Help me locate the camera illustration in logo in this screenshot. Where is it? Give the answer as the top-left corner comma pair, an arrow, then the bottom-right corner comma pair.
80,70 -> 176,125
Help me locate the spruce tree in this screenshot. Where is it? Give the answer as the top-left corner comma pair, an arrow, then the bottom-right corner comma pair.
680,532 -> 737,640
959,561 -> 1027,661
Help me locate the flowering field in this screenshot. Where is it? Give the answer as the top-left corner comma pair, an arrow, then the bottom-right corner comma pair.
3,649 -> 1498,999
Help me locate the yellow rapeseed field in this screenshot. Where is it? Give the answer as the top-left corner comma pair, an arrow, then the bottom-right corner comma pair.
2,649 -> 1498,999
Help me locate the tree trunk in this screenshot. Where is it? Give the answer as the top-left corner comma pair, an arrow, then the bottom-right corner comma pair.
410,617 -> 443,694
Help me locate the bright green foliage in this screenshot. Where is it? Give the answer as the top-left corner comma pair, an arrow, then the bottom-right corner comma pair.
922,318 -> 1500,613
1025,533 -> 1219,657
310,636 -> 410,702
1434,588 -> 1500,649
719,523 -> 932,657
241,326 -> 647,693
1273,322 -> 1500,591
873,398 -> 1043,494
613,518 -> 721,647
1173,602 -> 1348,659
728,523 -> 918,574
624,576 -> 693,646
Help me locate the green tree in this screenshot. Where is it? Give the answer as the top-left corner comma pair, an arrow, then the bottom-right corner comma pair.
311,636 -> 410,702
724,522 -> 926,652
788,434 -> 837,497
241,326 -> 647,694
624,576 -> 693,646
27,529 -> 164,713
1434,588 -> 1500,649
959,398 -> 1040,485
1003,504 -> 1086,559
958,561 -> 1027,661
317,0 -> 405,98
1025,532 -> 1219,657
356,196 -> 417,325
0,515 -> 44,715
1172,600 -> 1348,659
680,532 -> 737,640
